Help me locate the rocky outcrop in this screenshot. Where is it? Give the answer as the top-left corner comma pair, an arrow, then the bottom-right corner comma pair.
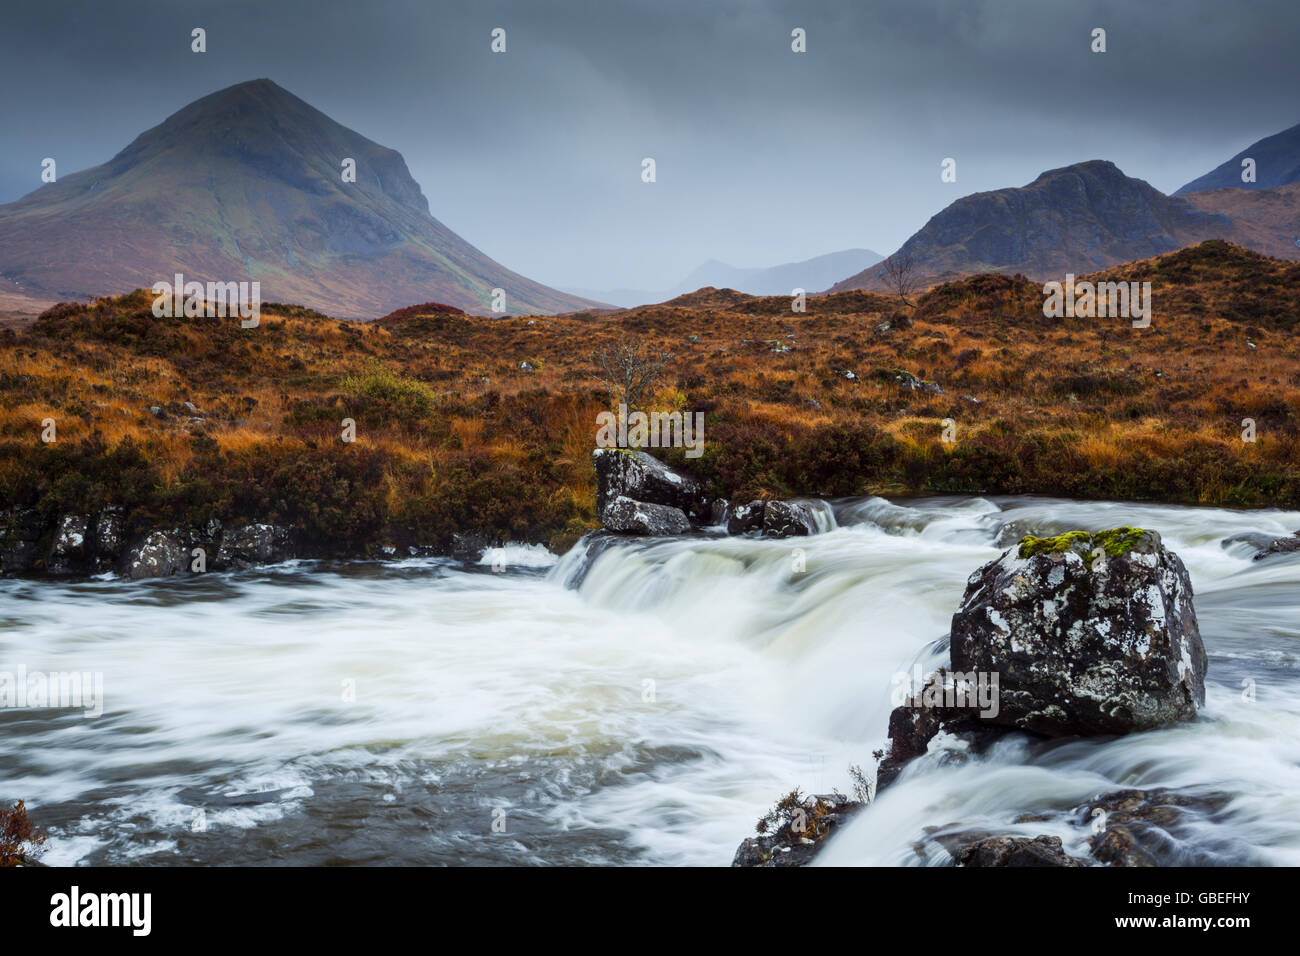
0,507 -> 298,581
950,528 -> 1206,737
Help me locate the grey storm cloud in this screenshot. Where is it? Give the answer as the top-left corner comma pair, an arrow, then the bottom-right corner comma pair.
1,0 -> 1297,290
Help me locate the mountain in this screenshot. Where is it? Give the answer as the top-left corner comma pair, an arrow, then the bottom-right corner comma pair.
670,249 -> 882,297
829,161 -> 1234,293
1174,122 -> 1300,195
0,79 -> 601,317
1181,184 -> 1300,261
566,248 -> 882,307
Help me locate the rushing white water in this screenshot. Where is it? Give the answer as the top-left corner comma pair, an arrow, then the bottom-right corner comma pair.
1,495 -> 1298,866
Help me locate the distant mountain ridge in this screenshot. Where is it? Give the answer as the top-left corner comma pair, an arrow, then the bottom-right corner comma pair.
0,79 -> 601,317
1175,122 -> 1300,194
830,160 -> 1236,293
566,248 -> 882,307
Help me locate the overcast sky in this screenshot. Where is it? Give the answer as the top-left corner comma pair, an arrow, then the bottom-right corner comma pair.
1,0 -> 1297,291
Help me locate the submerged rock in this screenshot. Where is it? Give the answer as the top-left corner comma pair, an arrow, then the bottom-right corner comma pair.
1252,530 -> 1300,561
950,528 -> 1206,736
955,834 -> 1086,868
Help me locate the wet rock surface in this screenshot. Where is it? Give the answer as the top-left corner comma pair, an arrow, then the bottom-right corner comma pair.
215,523 -> 295,569
593,448 -> 706,526
951,528 -> 1206,736
1252,529 -> 1300,560
601,495 -> 692,536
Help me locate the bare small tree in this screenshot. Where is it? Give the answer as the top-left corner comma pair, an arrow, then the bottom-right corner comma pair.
591,340 -> 672,411
880,247 -> 919,304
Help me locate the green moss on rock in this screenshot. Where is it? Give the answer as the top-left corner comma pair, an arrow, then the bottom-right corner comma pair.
1018,526 -> 1151,559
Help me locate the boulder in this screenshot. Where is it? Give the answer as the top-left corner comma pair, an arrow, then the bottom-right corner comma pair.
215,524 -> 294,568
593,449 -> 705,525
47,514 -> 91,574
762,500 -> 817,537
94,507 -> 126,570
600,496 -> 692,536
950,528 -> 1206,737
125,530 -> 193,580
724,499 -> 819,537
726,500 -> 765,535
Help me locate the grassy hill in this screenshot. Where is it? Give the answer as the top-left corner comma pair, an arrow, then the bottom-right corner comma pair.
2,240 -> 1297,563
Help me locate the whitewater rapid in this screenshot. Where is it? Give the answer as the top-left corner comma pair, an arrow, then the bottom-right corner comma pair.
2,495 -> 1298,865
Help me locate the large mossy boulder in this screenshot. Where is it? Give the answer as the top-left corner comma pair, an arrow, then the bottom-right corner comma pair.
950,527 -> 1207,737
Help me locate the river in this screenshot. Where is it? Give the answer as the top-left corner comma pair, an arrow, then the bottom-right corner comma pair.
3,495 -> 1298,866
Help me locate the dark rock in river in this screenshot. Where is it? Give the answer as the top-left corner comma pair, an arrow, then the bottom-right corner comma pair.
47,514 -> 91,574
955,834 -> 1086,867
1252,530 -> 1300,561
93,507 -> 125,571
125,530 -> 194,580
724,499 -> 818,538
593,449 -> 705,526
950,528 -> 1206,736
726,500 -> 765,535
761,500 -> 818,537
601,495 -> 692,536
731,792 -> 864,867
215,523 -> 294,569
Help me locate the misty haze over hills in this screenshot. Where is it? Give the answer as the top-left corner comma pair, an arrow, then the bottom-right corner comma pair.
565,248 -> 882,307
